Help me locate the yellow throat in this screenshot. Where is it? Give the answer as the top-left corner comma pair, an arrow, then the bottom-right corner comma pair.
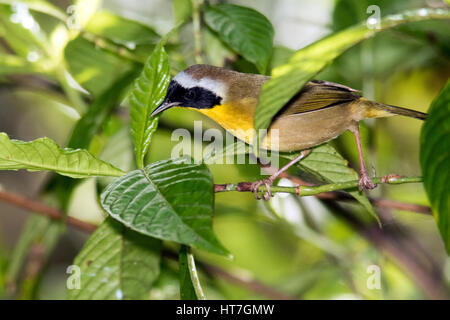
194,98 -> 258,145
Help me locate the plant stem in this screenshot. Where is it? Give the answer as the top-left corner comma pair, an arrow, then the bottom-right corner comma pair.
300,176 -> 422,195
215,175 -> 423,196
81,32 -> 144,64
0,189 -> 96,232
0,188 -> 292,299
186,247 -> 206,300
191,0 -> 204,64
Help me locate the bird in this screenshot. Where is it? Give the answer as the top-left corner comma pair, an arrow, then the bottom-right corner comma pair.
151,64 -> 426,200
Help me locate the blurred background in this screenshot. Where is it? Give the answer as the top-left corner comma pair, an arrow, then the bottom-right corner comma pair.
0,0 -> 449,299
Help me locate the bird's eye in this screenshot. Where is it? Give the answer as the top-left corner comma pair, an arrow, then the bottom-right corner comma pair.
185,90 -> 196,100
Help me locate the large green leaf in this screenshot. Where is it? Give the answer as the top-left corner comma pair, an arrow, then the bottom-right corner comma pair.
68,217 -> 161,300
255,8 -> 450,139
420,82 -> 450,254
129,35 -> 171,168
204,3 -> 274,74
0,133 -> 124,178
84,10 -> 160,60
100,157 -> 228,255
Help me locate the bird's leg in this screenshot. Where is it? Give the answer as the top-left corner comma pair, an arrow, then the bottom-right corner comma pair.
251,149 -> 311,200
349,122 -> 377,191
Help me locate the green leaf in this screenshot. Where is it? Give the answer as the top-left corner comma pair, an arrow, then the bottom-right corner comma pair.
67,72 -> 137,150
268,45 -> 295,71
0,53 -> 39,75
0,133 -> 124,178
98,127 -> 135,186
0,4 -> 48,58
149,262 -> 180,299
178,245 -> 198,300
68,217 -> 161,300
420,81 -> 450,254
255,8 -> 450,139
64,36 -> 137,97
129,35 -> 171,168
287,144 -> 378,223
84,10 -> 160,60
19,217 -> 62,299
5,215 -> 63,293
100,157 -> 228,255
330,1 -> 450,87
203,27 -> 236,67
0,0 -> 67,22
173,0 -> 192,25
72,0 -> 102,28
204,3 -> 274,74
332,0 -> 411,31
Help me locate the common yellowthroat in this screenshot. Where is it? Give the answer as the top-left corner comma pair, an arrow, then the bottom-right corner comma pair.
151,65 -> 426,198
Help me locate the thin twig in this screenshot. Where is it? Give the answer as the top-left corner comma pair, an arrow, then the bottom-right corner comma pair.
214,175 -> 422,195
269,168 -> 431,214
214,175 -> 430,214
0,189 -> 292,300
192,0 -> 204,64
81,32 -> 145,64
0,190 -> 97,232
186,246 -> 206,300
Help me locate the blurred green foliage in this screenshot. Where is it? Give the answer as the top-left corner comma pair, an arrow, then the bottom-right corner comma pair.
0,0 -> 449,300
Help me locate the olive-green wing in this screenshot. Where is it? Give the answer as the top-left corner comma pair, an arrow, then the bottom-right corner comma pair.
281,80 -> 361,116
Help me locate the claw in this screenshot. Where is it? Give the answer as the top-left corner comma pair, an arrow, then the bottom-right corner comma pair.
251,178 -> 274,201
251,180 -> 263,200
358,170 -> 377,191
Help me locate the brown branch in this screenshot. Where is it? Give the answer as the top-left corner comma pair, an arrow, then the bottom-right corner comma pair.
0,188 -> 293,300
0,189 -> 97,232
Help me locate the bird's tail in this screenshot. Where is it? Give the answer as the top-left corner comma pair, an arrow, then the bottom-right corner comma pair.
360,98 -> 427,120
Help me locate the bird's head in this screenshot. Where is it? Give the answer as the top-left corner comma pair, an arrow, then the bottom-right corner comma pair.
151,64 -> 228,117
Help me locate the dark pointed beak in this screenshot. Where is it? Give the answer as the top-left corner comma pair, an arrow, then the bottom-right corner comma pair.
151,102 -> 180,117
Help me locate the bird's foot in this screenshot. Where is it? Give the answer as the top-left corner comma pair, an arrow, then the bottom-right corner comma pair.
358,170 -> 377,191
251,178 -> 274,201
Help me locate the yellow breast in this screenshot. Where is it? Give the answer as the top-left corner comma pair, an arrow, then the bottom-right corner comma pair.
194,99 -> 257,144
